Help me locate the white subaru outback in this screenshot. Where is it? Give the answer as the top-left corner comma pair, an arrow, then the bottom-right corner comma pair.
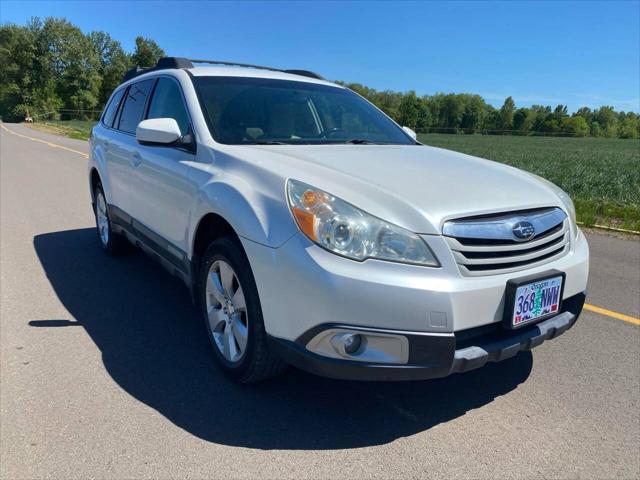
89,57 -> 589,383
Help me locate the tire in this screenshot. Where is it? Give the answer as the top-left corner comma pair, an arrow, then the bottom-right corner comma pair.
199,236 -> 286,383
93,183 -> 128,255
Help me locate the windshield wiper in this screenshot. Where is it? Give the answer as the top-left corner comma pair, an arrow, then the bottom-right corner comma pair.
252,140 -> 287,145
343,139 -> 381,144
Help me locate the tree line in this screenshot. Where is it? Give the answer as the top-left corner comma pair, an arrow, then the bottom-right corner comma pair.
0,17 -> 165,121
343,84 -> 640,139
1,17 -> 638,138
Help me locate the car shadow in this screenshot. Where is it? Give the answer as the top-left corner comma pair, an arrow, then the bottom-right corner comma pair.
33,228 -> 532,450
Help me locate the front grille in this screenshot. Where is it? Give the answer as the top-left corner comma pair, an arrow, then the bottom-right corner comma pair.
456,221 -> 564,247
443,208 -> 570,276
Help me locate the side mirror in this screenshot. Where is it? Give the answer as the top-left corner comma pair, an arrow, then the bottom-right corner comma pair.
136,118 -> 182,145
402,126 -> 417,140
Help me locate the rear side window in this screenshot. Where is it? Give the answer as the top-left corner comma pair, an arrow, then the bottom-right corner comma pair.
102,89 -> 125,128
118,79 -> 154,134
147,78 -> 190,135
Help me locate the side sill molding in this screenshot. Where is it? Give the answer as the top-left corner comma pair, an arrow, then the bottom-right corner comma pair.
108,204 -> 192,285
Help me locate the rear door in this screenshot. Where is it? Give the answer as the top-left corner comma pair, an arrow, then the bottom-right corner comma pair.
128,76 -> 197,256
96,88 -> 127,209
108,78 -> 155,217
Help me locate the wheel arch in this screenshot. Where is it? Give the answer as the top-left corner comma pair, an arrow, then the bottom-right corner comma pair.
187,178 -> 297,302
89,168 -> 101,204
191,212 -> 238,267
189,211 -> 246,305
88,135 -> 112,206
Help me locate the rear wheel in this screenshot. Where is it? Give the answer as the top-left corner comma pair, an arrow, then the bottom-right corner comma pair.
200,236 -> 286,383
93,183 -> 128,255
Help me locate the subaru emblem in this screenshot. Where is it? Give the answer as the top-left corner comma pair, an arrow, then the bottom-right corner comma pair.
512,221 -> 535,241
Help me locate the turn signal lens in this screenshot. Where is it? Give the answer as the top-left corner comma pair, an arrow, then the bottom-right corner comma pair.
292,207 -> 317,241
286,179 -> 439,266
302,190 -> 318,207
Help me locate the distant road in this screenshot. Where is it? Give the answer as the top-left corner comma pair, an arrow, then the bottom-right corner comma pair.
1,123 -> 638,479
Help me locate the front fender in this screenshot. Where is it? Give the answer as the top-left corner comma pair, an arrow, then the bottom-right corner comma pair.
189,178 -> 297,254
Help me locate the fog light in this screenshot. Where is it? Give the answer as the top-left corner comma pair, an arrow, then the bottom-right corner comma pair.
343,334 -> 362,355
330,332 -> 365,357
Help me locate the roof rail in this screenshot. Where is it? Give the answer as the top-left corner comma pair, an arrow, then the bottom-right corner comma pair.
122,57 -> 325,82
122,66 -> 147,82
282,69 -> 324,80
189,59 -> 325,80
122,57 -> 193,82
190,58 -> 278,73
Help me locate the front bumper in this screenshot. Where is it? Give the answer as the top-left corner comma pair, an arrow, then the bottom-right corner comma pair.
241,226 -> 589,381
269,292 -> 585,381
242,228 -> 589,339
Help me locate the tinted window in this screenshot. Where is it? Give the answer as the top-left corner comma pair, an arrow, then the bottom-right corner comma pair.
193,77 -> 412,145
118,79 -> 154,134
147,78 -> 190,135
102,89 -> 125,128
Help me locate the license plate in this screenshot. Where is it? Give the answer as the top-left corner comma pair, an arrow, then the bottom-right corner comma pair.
508,274 -> 564,328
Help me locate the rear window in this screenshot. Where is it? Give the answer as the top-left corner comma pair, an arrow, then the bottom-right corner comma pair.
102,89 -> 125,128
117,79 -> 154,134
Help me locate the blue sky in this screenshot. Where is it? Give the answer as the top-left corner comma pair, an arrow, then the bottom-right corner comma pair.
1,0 -> 638,112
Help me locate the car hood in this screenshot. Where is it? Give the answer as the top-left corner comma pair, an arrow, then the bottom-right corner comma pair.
227,143 -> 566,235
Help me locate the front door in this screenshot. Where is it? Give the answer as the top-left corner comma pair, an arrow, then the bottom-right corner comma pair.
128,77 -> 197,258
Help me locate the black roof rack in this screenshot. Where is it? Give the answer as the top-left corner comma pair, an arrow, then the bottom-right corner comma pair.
122,57 -> 193,82
122,57 -> 325,82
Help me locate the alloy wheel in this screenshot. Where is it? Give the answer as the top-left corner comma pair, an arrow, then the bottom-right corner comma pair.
205,260 -> 249,363
96,192 -> 110,246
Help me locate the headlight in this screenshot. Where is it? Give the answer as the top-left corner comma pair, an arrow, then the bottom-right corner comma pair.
287,179 -> 439,266
555,189 -> 577,235
528,173 -> 578,237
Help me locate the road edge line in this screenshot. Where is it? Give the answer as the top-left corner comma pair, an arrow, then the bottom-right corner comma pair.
584,304 -> 640,326
1,123 -> 89,159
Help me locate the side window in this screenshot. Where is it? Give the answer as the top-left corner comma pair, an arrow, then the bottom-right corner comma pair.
146,78 -> 190,135
102,89 -> 125,128
117,79 -> 154,134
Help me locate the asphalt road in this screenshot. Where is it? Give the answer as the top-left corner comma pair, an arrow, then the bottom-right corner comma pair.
1,123 -> 639,479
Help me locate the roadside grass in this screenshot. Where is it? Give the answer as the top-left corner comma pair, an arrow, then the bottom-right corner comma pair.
418,134 -> 640,231
28,119 -> 95,140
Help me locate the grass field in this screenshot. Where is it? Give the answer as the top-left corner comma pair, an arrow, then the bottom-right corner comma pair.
24,122 -> 639,230
30,119 -> 96,140
418,134 -> 640,231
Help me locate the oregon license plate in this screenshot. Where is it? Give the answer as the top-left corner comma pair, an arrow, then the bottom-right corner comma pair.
509,275 -> 563,327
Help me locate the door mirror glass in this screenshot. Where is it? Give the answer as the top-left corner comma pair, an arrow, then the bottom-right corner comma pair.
402,126 -> 417,140
136,118 -> 182,145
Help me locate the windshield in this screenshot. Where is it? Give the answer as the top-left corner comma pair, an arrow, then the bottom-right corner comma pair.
193,76 -> 414,145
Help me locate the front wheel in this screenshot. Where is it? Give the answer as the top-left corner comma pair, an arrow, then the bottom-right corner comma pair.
93,183 -> 128,255
200,236 -> 286,383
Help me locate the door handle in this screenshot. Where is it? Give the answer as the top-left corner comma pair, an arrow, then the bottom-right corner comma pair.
132,151 -> 142,167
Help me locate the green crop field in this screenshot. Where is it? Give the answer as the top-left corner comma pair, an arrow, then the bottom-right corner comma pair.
418,133 -> 640,231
